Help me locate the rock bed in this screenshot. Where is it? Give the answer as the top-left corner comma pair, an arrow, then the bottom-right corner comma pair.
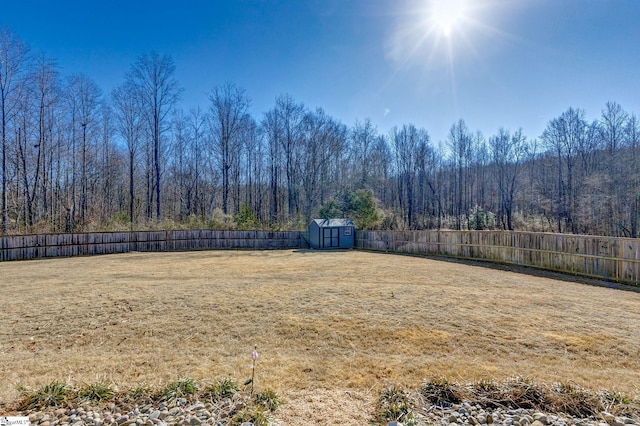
21,399 -> 243,426
410,401 -> 638,426
15,399 -> 639,426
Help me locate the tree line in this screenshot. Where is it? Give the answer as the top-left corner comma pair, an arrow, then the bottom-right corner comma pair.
2,27 -> 639,237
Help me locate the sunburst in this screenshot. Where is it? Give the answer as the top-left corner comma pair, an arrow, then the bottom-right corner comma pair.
429,0 -> 470,38
384,0 -> 509,108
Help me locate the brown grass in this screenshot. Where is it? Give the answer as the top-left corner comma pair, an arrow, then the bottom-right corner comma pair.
1,250 -> 639,424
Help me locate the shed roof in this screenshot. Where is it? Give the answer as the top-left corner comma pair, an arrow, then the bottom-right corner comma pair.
311,218 -> 354,227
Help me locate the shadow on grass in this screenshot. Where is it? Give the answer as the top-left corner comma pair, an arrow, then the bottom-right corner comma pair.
335,248 -> 640,294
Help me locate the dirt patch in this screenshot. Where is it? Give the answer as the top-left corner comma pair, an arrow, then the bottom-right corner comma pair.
1,250 -> 639,413
272,388 -> 374,425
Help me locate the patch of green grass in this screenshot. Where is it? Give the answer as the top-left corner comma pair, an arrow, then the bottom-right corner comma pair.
18,381 -> 70,410
127,383 -> 153,400
77,382 -> 116,402
603,390 -> 633,405
158,378 -> 199,401
472,379 -> 500,392
253,388 -> 283,412
372,386 -> 414,425
204,378 -> 239,401
230,406 -> 270,426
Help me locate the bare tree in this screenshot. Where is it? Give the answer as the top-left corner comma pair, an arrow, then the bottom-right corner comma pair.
239,114 -> 263,220
66,74 -> 102,226
128,51 -> 181,222
11,56 -> 60,229
273,94 -> 304,219
168,109 -> 193,220
112,82 -> 143,224
471,131 -> 489,215
490,127 -> 528,230
30,54 -> 59,227
578,120 -> 602,177
600,101 -> 627,158
600,101 -> 629,234
350,118 -> 377,188
208,83 -> 250,215
261,94 -> 305,224
299,108 -> 346,223
448,119 -> 473,229
188,106 -> 207,217
262,107 -> 282,224
392,124 -> 428,228
415,133 -> 442,229
542,107 -> 586,233
369,135 -> 393,209
0,26 -> 29,234
169,109 -> 187,219
626,114 -> 640,237
99,100 -> 117,219
15,85 -> 38,228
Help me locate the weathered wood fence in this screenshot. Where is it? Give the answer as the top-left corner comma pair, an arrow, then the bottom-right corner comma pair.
0,230 -> 304,261
4,229 -> 640,285
356,230 -> 640,285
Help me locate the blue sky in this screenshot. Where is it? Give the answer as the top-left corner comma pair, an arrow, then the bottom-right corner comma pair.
2,0 -> 640,144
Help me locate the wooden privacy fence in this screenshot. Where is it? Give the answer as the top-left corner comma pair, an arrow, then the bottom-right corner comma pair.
356,230 -> 640,285
4,228 -> 640,285
0,230 -> 304,261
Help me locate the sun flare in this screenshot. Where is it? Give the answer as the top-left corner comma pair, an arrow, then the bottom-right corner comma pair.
429,0 -> 469,37
385,0 -> 507,86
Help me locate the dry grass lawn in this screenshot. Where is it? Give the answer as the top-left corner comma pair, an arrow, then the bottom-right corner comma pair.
1,250 -> 639,424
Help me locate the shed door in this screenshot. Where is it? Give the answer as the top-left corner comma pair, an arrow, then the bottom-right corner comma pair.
322,227 -> 339,248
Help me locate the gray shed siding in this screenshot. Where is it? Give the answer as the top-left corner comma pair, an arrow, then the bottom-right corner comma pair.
309,219 -> 355,249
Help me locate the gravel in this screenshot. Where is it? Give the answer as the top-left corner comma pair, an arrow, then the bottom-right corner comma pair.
9,398 -> 638,426
408,401 -> 638,426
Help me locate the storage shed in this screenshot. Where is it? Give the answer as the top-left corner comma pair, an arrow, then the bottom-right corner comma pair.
309,219 -> 355,249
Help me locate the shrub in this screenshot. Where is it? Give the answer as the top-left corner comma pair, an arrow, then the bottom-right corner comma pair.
319,188 -> 382,229
373,386 -> 414,425
126,383 -> 153,402
602,390 -> 633,405
158,377 -> 199,401
253,388 -> 283,412
235,204 -> 259,230
204,378 -> 240,401
19,381 -> 70,410
549,382 -> 601,417
472,379 -> 500,392
230,406 -> 270,426
503,377 -> 547,410
209,208 -> 236,230
77,382 -> 116,402
421,377 -> 461,406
